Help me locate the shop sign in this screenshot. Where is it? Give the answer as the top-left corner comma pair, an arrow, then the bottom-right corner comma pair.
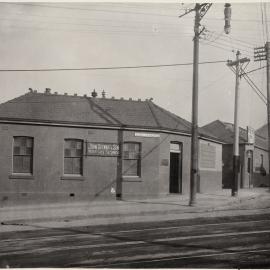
247,126 -> 255,144
86,142 -> 120,156
135,132 -> 160,138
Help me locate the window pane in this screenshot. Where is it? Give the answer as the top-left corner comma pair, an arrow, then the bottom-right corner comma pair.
65,140 -> 71,149
73,157 -> 82,174
13,156 -> 23,173
14,137 -> 22,147
26,138 -> 33,147
70,140 -> 76,148
22,156 -> 32,173
65,149 -> 71,157
13,146 -> 20,155
123,159 -> 138,176
21,137 -> 27,147
76,141 -> 82,149
64,158 -> 73,174
76,149 -> 82,156
26,147 -> 33,155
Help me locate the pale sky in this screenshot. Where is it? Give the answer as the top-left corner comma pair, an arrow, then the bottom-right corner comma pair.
0,2 -> 268,129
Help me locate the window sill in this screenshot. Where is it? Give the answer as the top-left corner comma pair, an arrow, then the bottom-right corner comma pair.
61,175 -> 85,181
123,176 -> 142,182
9,174 -> 34,180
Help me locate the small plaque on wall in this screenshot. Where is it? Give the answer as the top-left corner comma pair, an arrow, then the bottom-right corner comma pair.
161,159 -> 169,166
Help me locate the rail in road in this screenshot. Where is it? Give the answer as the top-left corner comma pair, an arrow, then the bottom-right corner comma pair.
1,214 -> 270,268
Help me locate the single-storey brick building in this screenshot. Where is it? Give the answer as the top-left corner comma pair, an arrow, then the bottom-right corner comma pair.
202,120 -> 268,189
0,89 -> 222,206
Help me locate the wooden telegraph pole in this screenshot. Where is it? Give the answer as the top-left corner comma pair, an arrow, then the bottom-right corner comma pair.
254,42 -> 270,190
227,52 -> 250,196
179,3 -> 231,205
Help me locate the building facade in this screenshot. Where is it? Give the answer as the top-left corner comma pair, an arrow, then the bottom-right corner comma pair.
0,90 -> 222,206
202,120 -> 268,189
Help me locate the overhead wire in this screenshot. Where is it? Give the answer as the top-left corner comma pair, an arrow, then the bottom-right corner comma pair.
0,60 -> 227,72
228,65 -> 267,105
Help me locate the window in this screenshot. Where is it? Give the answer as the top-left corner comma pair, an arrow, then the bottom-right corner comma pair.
13,136 -> 33,174
123,142 -> 141,176
64,139 -> 83,175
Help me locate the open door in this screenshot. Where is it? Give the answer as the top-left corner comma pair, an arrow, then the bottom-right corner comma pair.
169,142 -> 182,193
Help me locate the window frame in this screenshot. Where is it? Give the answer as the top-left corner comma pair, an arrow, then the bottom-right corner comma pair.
122,142 -> 141,178
12,136 -> 34,175
63,138 -> 84,176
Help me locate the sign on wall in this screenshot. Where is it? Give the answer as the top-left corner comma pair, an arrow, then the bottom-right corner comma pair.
134,132 -> 160,138
200,143 -> 216,169
247,126 -> 255,144
86,142 -> 120,156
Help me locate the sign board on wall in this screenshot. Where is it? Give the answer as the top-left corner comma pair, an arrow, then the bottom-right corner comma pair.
247,126 -> 255,144
86,142 -> 120,156
134,132 -> 160,138
200,143 -> 216,169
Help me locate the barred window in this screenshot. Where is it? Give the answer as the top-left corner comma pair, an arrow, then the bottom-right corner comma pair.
13,136 -> 33,174
123,142 -> 141,176
64,139 -> 83,175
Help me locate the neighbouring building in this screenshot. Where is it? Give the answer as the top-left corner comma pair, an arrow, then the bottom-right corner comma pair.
202,120 -> 268,189
0,89 -> 223,206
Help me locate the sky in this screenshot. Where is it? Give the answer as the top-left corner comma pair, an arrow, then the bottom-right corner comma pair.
0,1 -> 269,129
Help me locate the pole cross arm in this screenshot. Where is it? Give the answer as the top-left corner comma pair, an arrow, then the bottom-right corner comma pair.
227,57 -> 250,66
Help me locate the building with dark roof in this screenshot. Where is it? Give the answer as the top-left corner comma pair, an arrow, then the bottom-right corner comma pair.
0,89 -> 223,205
202,120 -> 268,189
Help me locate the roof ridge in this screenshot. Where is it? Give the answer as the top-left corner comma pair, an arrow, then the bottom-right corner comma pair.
146,101 -> 161,128
150,102 -> 191,130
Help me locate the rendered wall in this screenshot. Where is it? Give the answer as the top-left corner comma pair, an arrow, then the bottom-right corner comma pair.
0,123 -> 223,206
0,123 -> 118,205
199,140 -> 222,193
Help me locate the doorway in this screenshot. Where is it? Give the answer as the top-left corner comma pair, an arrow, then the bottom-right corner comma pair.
169,142 -> 182,193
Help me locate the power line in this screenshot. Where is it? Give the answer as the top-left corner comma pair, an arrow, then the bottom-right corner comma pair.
204,30 -> 256,48
228,65 -> 267,105
202,38 -> 254,56
6,3 -> 180,18
0,60 -> 227,72
244,65 -> 267,75
3,24 -> 195,39
243,72 -> 267,100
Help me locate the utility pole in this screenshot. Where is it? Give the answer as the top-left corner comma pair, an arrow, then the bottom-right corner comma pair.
254,42 -> 270,190
189,3 -> 212,206
189,4 -> 200,206
179,3 -> 231,205
227,52 -> 250,196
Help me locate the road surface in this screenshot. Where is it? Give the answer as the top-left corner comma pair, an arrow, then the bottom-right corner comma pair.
1,213 -> 270,268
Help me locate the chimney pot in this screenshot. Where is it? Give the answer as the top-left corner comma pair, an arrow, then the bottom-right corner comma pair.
28,88 -> 33,93
102,90 -> 106,98
91,89 -> 97,98
120,97 -> 124,100
83,94 -> 87,97
64,93 -> 68,96
129,98 -> 132,101
111,96 -> 115,99
138,98 -> 141,101
33,90 -> 37,93
54,92 -> 58,95
74,93 -> 77,96
45,88 -> 51,94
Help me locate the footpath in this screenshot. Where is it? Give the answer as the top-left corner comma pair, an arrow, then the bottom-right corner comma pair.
0,188 -> 270,232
